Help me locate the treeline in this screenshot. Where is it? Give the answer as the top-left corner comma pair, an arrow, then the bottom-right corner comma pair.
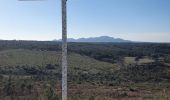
0,40 -> 170,63
0,40 -> 61,51
69,43 -> 170,63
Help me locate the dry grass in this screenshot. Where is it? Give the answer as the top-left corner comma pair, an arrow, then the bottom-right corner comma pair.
124,57 -> 154,65
0,49 -> 116,72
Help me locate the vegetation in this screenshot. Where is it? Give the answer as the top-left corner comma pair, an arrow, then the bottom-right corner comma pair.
0,40 -> 170,99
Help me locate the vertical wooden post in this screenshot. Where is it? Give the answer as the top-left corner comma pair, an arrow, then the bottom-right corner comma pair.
61,0 -> 67,100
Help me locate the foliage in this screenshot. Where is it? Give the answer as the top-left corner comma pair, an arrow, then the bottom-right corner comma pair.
0,40 -> 170,99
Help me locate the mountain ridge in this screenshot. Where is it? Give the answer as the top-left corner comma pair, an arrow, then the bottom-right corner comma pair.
56,36 -> 132,42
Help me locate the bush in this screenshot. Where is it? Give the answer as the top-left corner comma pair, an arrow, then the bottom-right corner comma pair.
38,84 -> 60,100
88,96 -> 95,100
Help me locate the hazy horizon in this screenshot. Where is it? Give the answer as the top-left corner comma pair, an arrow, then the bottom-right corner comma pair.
0,0 -> 170,42
0,35 -> 170,43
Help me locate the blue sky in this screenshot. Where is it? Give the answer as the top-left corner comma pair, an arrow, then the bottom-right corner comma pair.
0,0 -> 170,42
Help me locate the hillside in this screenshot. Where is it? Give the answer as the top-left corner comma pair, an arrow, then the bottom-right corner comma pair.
0,41 -> 170,99
0,49 -> 117,82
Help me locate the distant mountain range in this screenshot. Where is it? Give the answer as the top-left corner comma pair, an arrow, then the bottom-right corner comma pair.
56,36 -> 131,42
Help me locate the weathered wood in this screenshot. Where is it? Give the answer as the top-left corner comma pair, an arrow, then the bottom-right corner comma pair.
61,0 -> 67,100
